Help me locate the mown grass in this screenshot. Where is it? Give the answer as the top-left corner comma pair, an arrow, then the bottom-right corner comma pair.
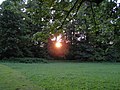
0,64 -> 43,90
1,62 -> 120,90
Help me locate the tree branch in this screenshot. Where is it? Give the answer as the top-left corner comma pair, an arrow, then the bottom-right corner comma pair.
57,0 -> 80,30
74,0 -> 84,17
57,0 -> 103,31
90,2 -> 97,30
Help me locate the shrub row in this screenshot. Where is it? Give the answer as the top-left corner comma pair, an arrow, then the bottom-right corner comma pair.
1,58 -> 48,63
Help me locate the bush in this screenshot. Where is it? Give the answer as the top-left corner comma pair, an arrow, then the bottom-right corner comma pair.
1,58 -> 48,63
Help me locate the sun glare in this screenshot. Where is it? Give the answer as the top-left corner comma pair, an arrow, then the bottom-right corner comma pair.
48,33 -> 69,57
55,42 -> 62,48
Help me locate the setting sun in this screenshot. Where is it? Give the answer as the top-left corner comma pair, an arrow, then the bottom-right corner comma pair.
55,42 -> 62,48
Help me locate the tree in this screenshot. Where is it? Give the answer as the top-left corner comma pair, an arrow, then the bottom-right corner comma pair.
0,0 -> 33,59
0,0 -> 119,62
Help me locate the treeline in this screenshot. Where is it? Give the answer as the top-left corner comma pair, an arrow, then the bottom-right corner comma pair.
0,0 -> 120,62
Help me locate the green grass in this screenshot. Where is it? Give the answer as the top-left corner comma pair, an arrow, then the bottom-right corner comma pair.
0,62 -> 120,90
0,64 -> 43,90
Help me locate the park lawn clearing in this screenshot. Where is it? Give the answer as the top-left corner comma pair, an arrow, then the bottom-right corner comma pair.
0,64 -> 43,90
1,62 -> 120,90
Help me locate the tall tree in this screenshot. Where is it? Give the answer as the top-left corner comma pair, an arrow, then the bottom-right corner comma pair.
0,0 -> 33,58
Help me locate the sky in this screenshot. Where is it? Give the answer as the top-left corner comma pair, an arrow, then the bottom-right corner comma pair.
0,0 -> 120,4
0,0 -> 5,4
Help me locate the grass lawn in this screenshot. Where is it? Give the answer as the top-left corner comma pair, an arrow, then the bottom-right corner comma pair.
0,64 -> 42,90
0,62 -> 120,90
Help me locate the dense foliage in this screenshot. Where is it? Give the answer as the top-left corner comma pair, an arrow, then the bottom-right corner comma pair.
0,0 -> 120,62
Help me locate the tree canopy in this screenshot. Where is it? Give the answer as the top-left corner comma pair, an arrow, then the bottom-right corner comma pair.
0,0 -> 120,62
